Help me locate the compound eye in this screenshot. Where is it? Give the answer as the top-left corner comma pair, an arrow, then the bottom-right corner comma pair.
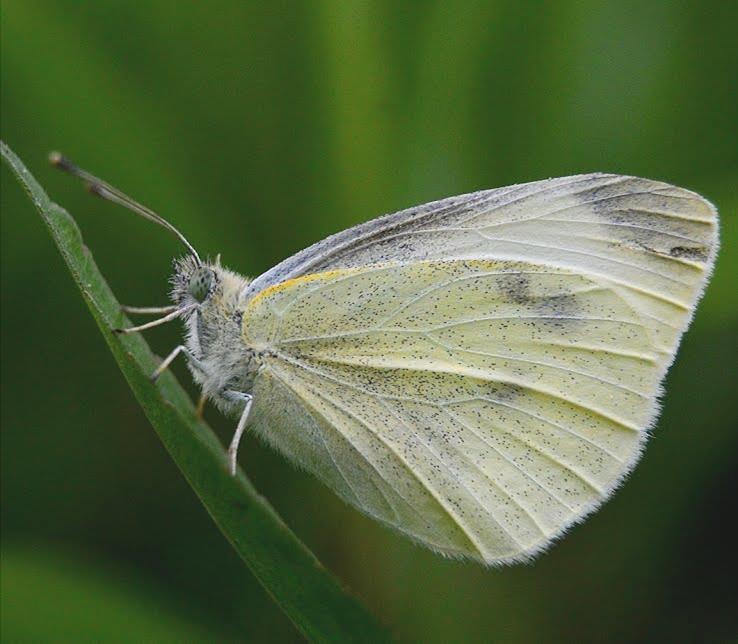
188,268 -> 214,302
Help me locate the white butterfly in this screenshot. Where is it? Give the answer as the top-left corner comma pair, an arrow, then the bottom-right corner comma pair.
52,157 -> 719,565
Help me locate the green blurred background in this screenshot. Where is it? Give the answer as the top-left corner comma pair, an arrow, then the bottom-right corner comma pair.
2,2 -> 737,642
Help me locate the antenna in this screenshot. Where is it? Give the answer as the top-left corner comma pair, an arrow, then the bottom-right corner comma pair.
49,152 -> 201,266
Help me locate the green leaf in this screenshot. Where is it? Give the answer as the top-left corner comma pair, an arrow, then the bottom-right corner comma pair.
1,140 -> 391,644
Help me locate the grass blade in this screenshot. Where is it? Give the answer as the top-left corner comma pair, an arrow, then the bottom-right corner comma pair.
1,140 -> 391,644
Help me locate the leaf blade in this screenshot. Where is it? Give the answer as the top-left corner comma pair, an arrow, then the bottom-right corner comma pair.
1,140 -> 390,644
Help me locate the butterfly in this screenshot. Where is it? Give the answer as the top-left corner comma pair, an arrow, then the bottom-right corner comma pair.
51,154 -> 719,565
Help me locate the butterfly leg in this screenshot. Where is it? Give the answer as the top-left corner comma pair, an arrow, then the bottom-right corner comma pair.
114,303 -> 196,334
114,306 -> 190,334
121,304 -> 178,315
222,390 -> 253,475
150,344 -> 207,381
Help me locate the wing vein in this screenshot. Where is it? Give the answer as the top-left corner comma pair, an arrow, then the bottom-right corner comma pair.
440,406 -> 574,517
530,339 -> 658,363
277,351 -> 641,435
445,407 -> 605,496
378,399 -> 525,549
476,234 -> 694,290
426,333 -> 649,399
471,235 -> 694,306
427,314 -> 646,331
452,394 -> 625,463
452,175 -> 629,227
545,218 -> 706,244
468,191 -> 713,230
332,178 -> 630,261
375,268 -> 584,329
268,365 -> 426,528
272,362 -> 491,557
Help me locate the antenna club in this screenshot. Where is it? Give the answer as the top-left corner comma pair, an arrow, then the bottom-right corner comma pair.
48,151 -> 77,173
48,151 -> 63,165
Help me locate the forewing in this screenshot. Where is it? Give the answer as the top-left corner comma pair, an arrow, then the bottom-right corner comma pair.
241,175 -> 717,564
243,173 -> 717,314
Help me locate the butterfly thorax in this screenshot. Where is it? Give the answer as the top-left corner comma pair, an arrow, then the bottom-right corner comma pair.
171,257 -> 262,413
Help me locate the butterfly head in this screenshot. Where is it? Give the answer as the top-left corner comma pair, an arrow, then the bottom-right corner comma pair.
170,255 -> 218,308
49,151 -> 258,402
169,256 -> 255,402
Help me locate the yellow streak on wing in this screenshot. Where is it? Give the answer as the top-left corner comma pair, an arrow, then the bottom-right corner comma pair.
244,258 -> 557,314
245,267 -> 366,311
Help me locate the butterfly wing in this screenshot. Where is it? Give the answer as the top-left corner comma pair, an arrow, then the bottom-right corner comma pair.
243,173 -> 716,307
241,174 -> 718,564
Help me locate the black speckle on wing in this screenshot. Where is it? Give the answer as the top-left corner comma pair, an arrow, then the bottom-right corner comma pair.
669,245 -> 708,261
